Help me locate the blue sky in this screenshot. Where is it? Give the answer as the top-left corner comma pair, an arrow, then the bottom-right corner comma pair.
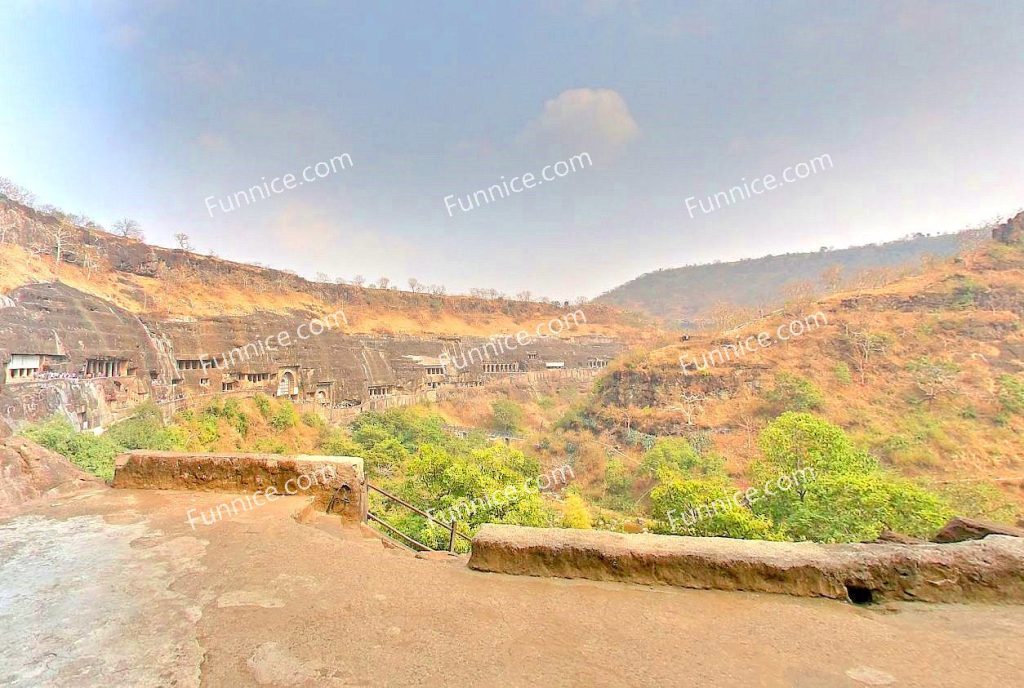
2,1 -> 1022,299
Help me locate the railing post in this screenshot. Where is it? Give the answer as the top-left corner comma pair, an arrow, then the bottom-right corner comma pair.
448,519 -> 457,552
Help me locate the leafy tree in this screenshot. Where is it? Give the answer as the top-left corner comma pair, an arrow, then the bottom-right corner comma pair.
317,428 -> 362,457
650,476 -> 780,540
752,413 -> 952,542
754,413 -> 877,491
772,473 -> 951,542
640,437 -> 724,478
106,403 -> 185,450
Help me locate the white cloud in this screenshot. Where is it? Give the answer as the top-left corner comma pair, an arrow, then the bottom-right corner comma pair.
523,88 -> 640,153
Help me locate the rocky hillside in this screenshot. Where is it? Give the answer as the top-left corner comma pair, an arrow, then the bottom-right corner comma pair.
0,196 -> 655,341
0,193 -> 659,436
596,230 -> 986,324
588,212 -> 1024,505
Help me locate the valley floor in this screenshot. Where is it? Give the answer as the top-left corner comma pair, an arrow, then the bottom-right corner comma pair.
1,487 -> 1022,688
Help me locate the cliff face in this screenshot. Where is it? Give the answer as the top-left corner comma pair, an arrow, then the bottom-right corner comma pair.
0,281 -> 622,434
0,194 -> 641,434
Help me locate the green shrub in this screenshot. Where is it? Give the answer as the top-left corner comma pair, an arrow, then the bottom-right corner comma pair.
105,403 -> 184,451
834,362 -> 853,385
764,372 -> 823,412
269,400 -> 299,431
491,399 -> 524,434
20,416 -> 121,481
640,437 -> 724,479
932,481 -> 1018,524
997,375 -> 1024,415
603,457 -> 634,508
562,491 -> 593,529
951,277 -> 984,309
301,411 -> 326,430
253,393 -> 272,418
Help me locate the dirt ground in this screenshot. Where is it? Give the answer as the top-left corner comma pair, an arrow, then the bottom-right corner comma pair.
1,487 -> 1022,688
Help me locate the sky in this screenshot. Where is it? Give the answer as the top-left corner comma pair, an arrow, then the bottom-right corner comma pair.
1,0 -> 1022,300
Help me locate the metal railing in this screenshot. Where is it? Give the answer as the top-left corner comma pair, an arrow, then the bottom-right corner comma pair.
365,483 -> 473,552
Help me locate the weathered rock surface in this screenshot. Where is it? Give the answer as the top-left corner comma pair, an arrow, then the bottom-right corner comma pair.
0,436 -> 101,514
112,450 -> 366,521
993,210 -> 1024,245
469,524 -> 1024,603
932,516 -> 1024,543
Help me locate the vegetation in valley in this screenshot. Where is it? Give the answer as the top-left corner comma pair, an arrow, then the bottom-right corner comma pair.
17,231 -> 1024,547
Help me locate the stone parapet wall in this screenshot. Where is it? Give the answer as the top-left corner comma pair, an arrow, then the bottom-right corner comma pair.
468,524 -> 1024,604
112,450 -> 367,522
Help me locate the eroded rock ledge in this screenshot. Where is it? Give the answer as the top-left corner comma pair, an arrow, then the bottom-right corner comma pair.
0,437 -> 101,515
113,450 -> 367,521
468,525 -> 1024,603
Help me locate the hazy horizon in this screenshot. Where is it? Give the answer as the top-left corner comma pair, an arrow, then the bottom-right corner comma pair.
3,1 -> 1022,299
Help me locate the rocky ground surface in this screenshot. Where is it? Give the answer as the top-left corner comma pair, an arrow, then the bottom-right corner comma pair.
0,437 -> 101,517
2,486 -> 1023,687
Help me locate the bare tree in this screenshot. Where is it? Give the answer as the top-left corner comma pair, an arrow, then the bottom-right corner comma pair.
841,323 -> 892,384
820,264 -> 844,292
351,274 -> 366,287
112,218 -> 144,241
44,220 -> 76,265
516,290 -> 533,302
376,276 -> 390,290
0,177 -> 36,207
173,233 -> 193,251
908,358 -> 960,407
408,277 -> 421,292
78,244 -> 102,278
315,271 -> 330,283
